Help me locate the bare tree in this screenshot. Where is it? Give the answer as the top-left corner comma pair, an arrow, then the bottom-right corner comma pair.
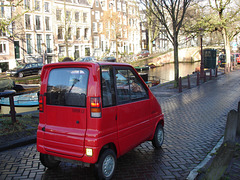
208,0 -> 240,68
101,9 -> 125,62
140,0 -> 193,87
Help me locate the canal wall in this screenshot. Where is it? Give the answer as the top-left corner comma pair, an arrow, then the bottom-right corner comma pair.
152,47 -> 201,65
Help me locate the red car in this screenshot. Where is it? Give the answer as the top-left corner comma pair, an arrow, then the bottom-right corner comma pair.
37,61 -> 164,179
232,53 -> 240,63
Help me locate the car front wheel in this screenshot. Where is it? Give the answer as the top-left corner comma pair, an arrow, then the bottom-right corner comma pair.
95,149 -> 116,180
18,72 -> 24,78
40,153 -> 60,169
152,123 -> 164,148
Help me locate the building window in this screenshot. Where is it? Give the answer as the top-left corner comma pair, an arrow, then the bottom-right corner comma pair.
95,11 -> 100,20
58,27 -> 63,40
25,14 -> 31,30
117,2 -> 121,11
96,0 -> 99,7
56,9 -> 61,21
35,15 -> 41,30
93,22 -> 97,32
26,34 -> 32,54
66,11 -> 71,20
67,27 -> 72,40
44,2 -> 50,13
24,0 -> 31,10
0,28 -> 6,36
0,41 -> 6,54
36,34 -> 42,54
99,22 -> 103,32
35,0 -> 41,11
75,12 -> 79,22
0,2 -> 4,18
76,28 -> 80,39
83,12 -> 87,23
94,36 -> 99,48
84,28 -> 88,40
45,16 -> 51,31
46,34 -> 52,53
122,3 -> 126,12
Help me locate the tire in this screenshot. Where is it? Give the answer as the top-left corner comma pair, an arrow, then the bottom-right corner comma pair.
152,124 -> 164,148
40,153 -> 60,169
18,72 -> 24,78
94,149 -> 116,180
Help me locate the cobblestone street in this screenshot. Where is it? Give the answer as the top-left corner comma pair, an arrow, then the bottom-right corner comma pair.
1,70 -> 240,179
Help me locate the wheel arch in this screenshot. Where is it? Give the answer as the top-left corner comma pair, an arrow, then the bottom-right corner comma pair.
99,142 -> 118,160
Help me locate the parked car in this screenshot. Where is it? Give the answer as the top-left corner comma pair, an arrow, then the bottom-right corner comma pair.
137,50 -> 150,58
218,54 -> 226,67
6,63 -> 43,77
232,53 -> 240,63
37,62 -> 164,179
78,56 -> 97,62
102,56 -> 116,62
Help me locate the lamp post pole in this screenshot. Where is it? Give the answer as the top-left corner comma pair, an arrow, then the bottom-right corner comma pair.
199,28 -> 204,78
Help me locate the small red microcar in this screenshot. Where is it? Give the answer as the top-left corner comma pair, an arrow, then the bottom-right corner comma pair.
37,61 -> 164,179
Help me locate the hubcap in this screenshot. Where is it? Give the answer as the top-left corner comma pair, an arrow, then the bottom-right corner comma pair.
102,155 -> 115,178
157,128 -> 163,145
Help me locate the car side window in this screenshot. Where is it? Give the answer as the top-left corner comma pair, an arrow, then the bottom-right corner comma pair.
101,66 -> 116,107
46,68 -> 89,107
115,67 -> 148,104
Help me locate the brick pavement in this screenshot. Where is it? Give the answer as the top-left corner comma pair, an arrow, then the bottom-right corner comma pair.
1,69 -> 240,179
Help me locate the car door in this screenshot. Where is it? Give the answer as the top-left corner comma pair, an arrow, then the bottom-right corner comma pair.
43,67 -> 88,157
114,66 -> 151,155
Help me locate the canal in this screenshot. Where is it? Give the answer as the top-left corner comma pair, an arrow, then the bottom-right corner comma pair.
140,62 -> 200,83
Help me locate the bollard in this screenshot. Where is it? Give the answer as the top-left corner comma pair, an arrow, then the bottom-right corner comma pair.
179,77 -> 182,93
215,67 -> 218,77
209,69 -> 212,80
187,75 -> 191,89
197,72 -> 200,86
204,71 -> 207,82
224,110 -> 238,145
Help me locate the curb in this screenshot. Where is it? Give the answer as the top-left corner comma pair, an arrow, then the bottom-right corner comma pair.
0,135 -> 36,152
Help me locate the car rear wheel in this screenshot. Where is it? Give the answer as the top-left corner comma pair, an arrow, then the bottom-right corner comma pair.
152,124 -> 164,148
94,149 -> 116,180
40,153 -> 60,169
18,72 -> 24,78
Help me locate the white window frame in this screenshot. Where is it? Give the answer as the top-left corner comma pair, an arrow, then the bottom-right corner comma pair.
95,11 -> 100,20
94,36 -> 99,48
122,3 -> 126,12
26,33 -> 33,54
117,2 -> 121,11
45,16 -> 51,31
35,15 -> 42,31
36,33 -> 43,54
93,22 -> 98,32
0,41 -> 8,54
46,34 -> 53,53
24,0 -> 31,10
25,14 -> 32,30
44,1 -> 51,13
35,0 -> 41,12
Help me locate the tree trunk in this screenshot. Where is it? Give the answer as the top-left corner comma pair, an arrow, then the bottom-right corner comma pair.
173,33 -> 179,87
222,28 -> 231,68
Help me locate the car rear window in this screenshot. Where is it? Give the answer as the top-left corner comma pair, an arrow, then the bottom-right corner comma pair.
46,68 -> 89,107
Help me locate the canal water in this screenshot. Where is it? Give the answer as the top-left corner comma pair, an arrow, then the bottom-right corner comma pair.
141,62 -> 200,83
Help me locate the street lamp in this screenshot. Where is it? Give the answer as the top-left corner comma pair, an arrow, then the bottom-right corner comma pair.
199,28 -> 204,78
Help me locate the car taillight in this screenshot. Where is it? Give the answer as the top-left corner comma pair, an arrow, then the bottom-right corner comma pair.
90,97 -> 101,118
39,95 -> 44,112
